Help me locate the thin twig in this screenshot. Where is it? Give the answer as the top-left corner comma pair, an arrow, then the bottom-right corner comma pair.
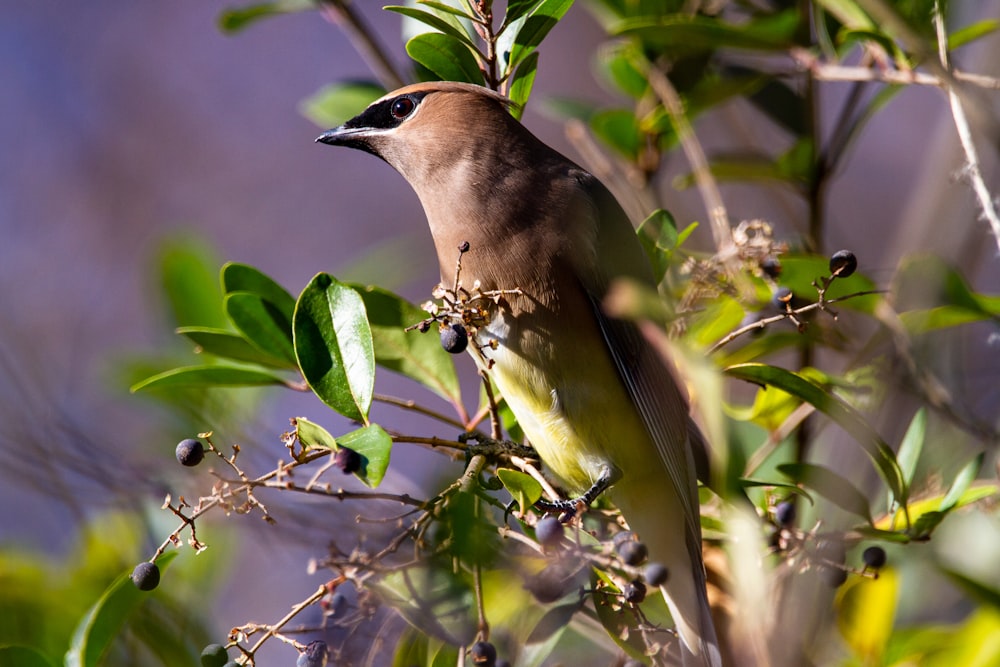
319,1 -> 406,90
374,393 -> 468,431
932,0 -> 1000,255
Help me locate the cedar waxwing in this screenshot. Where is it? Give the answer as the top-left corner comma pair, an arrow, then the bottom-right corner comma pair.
317,81 -> 722,667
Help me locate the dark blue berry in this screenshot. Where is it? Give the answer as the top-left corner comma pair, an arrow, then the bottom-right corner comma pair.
131,561 -> 160,591
176,438 -> 204,466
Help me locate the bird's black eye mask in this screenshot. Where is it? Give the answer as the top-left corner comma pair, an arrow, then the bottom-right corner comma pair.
345,92 -> 430,131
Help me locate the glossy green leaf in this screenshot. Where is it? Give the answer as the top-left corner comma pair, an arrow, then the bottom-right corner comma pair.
614,10 -> 800,54
220,262 -> 296,316
65,552 -> 178,667
224,292 -> 296,364
217,0 -> 315,33
129,365 -> 289,392
336,424 -> 393,487
0,647 -> 53,667
725,363 -> 905,502
405,32 -> 484,85
351,284 -> 461,406
418,0 -> 477,21
875,482 -> 998,535
294,273 -> 375,423
508,51 -> 539,119
387,6 -> 477,49
778,462 -> 873,522
502,0 -> 541,30
497,468 -> 542,511
175,326 -> 294,368
505,0 -> 575,70
299,81 -> 385,128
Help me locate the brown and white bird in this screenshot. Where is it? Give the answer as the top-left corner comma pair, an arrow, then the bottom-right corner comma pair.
317,81 -> 721,666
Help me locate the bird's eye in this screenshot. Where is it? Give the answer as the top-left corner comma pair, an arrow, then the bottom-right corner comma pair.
390,97 -> 416,120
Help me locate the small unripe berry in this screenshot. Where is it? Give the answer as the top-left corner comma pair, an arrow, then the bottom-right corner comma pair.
200,644 -> 228,667
333,447 -> 361,474
829,250 -> 857,278
623,579 -> 646,604
862,546 -> 887,569
176,438 -> 204,467
616,539 -> 648,566
775,500 -> 796,527
440,322 -> 468,354
131,561 -> 160,591
644,562 -> 669,586
535,516 -> 564,548
296,640 -> 329,667
470,641 -> 497,666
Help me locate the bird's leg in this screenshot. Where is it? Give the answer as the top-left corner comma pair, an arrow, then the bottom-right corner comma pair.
535,466 -> 619,519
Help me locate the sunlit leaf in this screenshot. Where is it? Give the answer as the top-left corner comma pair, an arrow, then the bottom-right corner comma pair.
590,108 -> 640,159
836,567 -> 898,662
940,452 -> 984,513
949,18 -> 1000,50
505,0 -> 575,70
497,468 -> 542,511
406,32 -> 484,84
299,81 -> 385,128
129,365 -> 289,392
337,423 -> 393,488
221,262 -> 296,317
159,238 -> 227,329
895,409 -> 926,490
387,5 -> 477,49
294,273 -> 375,423
175,326 -> 294,368
292,415 -> 338,450
508,51 -> 539,119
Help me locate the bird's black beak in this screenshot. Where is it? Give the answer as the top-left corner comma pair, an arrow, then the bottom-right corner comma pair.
315,126 -> 352,146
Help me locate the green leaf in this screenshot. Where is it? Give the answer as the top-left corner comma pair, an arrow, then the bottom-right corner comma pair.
175,326 -> 294,368
158,238 -> 227,329
386,5 -> 478,49
614,10 -> 800,55
502,0 -> 541,30
224,292 -> 296,364
949,18 -> 1000,50
405,32 -> 484,85
299,81 -> 386,128
217,0 -> 316,33
418,0 -> 477,21
294,273 -> 375,423
65,552 -> 178,667
292,415 -> 339,450
725,363 -> 905,502
940,452 -> 984,513
336,423 -> 393,487
497,468 -> 543,511
0,647 -> 53,667
597,41 -> 649,99
351,284 -> 461,406
505,0 -> 575,70
636,208 -> 679,284
590,109 -> 640,160
220,262 -> 296,316
895,409 -> 926,490
778,462 -> 873,522
508,51 -> 539,119
129,365 -> 289,392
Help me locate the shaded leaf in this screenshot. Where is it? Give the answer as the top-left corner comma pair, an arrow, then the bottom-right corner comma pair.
614,10 -> 800,54
497,468 -> 542,511
505,0 -> 576,70
158,238 -> 226,329
387,5 -> 477,49
175,326 -> 294,368
351,284 -> 461,406
300,81 -> 385,128
895,408 -> 926,490
778,462 -> 873,522
225,292 -> 296,364
294,273 -> 375,423
726,363 -> 905,502
0,647 -> 53,667
508,51 -> 539,119
636,208 -> 679,284
406,32 -> 484,85
502,0 -> 541,30
337,423 -> 393,488
590,108 -> 640,160
220,262 -> 296,317
65,552 -> 178,667
130,365 -> 289,392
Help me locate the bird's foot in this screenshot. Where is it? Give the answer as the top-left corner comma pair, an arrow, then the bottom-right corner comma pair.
534,467 -> 617,521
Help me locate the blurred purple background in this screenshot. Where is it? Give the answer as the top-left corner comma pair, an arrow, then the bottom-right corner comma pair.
2,0 -> 999,662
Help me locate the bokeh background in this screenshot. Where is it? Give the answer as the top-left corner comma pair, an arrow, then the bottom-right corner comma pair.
2,1 -> 999,665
